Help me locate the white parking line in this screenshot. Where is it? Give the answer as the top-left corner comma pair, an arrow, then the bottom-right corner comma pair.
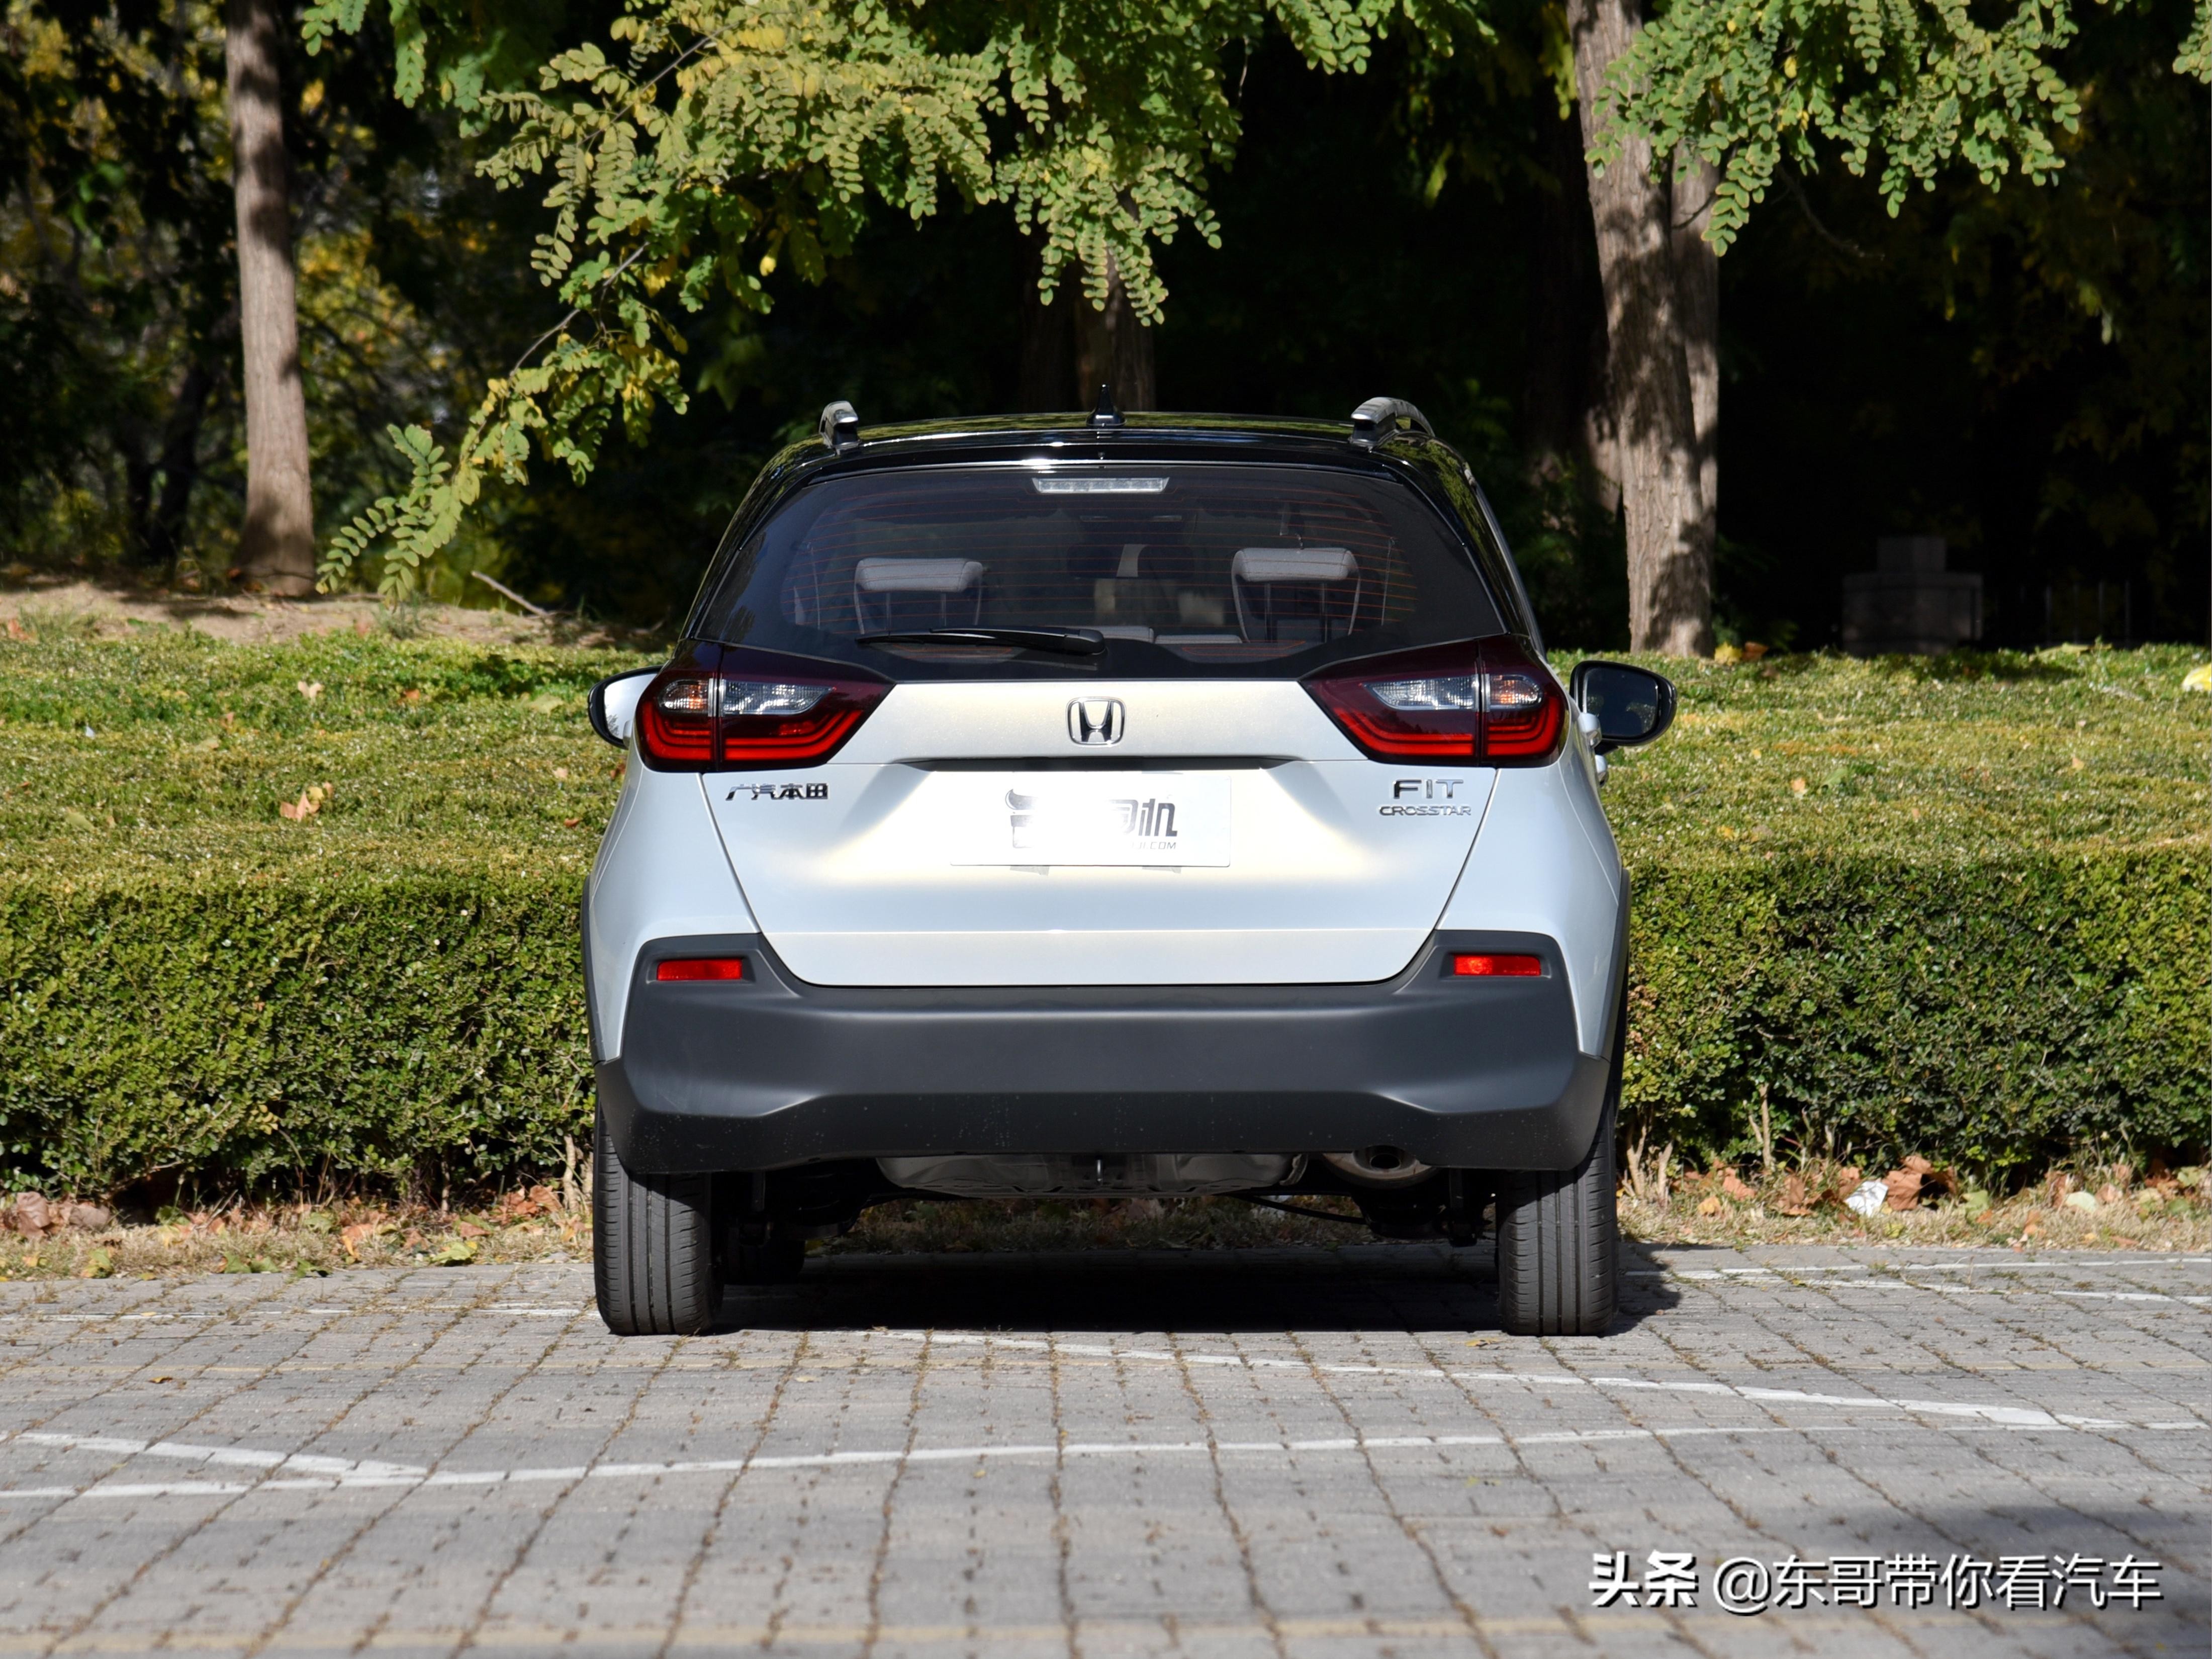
881,1331 -> 2206,1432
0,1305 -> 597,1323
1625,1268 -> 2212,1303
0,1429 -> 424,1479
0,1418 -> 2151,1504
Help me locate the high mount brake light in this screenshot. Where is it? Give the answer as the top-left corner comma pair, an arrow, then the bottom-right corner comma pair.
1304,638 -> 1565,765
635,650 -> 889,771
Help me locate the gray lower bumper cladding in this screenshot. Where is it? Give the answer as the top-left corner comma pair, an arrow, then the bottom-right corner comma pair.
594,931 -> 1617,1175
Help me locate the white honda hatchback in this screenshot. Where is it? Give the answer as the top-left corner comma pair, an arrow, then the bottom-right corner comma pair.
583,396 -> 1675,1336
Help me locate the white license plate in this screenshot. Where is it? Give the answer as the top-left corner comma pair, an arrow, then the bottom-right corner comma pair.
945,773 -> 1232,867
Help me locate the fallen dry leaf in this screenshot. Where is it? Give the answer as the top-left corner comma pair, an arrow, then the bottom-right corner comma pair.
1719,1171 -> 1756,1201
1883,1169 -> 1922,1211
454,1221 -> 488,1239
11,1192 -> 50,1235
1772,1173 -> 1813,1216
279,783 -> 334,822
1789,776 -> 1807,797
296,680 -> 323,701
562,817 -> 581,828
1696,1194 -> 1723,1217
1816,1166 -> 1864,1208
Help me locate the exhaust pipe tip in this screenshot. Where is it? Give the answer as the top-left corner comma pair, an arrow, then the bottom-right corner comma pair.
1321,1147 -> 1436,1189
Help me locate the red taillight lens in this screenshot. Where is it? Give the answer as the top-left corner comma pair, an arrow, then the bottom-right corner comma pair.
1482,657 -> 1565,760
1305,637 -> 1564,765
657,957 -> 747,981
635,650 -> 889,771
719,675 -> 885,766
638,673 -> 716,766
1451,952 -> 1543,977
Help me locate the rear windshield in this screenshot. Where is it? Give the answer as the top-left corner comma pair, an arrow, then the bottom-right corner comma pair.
690,460 -> 1503,678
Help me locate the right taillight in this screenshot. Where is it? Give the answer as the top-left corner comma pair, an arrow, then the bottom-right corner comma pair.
1305,637 -> 1565,765
635,648 -> 890,771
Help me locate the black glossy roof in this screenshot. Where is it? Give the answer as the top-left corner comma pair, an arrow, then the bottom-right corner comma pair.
765,410 -> 1439,491
866,410 -> 1349,442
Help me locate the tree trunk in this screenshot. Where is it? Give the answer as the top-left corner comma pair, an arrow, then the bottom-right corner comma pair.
1566,0 -> 1711,655
1072,255 -> 1155,412
1017,237 -> 1073,412
1671,156 -> 1719,571
123,359 -> 214,570
148,360 -> 216,572
1524,107 -> 1605,486
226,0 -> 314,596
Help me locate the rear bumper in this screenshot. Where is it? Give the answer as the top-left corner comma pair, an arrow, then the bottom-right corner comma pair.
595,930 -> 1620,1174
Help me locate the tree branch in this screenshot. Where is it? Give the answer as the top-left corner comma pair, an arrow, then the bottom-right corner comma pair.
508,245 -> 648,376
1775,162 -> 1873,260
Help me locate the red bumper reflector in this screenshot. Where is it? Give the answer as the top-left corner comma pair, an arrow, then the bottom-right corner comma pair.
1451,953 -> 1542,978
656,957 -> 747,982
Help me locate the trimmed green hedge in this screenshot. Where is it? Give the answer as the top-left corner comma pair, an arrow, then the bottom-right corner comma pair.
1,872 -> 587,1194
0,627 -> 2205,1196
1624,850 -> 2207,1181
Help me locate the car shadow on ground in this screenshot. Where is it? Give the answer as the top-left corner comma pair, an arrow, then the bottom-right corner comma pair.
713,1239 -> 1680,1336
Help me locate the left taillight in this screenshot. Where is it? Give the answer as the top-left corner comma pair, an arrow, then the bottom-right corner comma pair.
1304,637 -> 1565,765
635,649 -> 890,772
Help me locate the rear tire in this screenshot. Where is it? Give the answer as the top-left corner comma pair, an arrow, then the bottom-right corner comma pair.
593,1107 -> 722,1335
1496,1094 -> 1619,1337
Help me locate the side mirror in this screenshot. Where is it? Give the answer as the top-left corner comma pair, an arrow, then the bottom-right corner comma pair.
588,668 -> 661,747
1569,660 -> 1676,754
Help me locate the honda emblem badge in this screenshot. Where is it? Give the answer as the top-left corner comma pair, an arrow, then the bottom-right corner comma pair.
1067,698 -> 1126,746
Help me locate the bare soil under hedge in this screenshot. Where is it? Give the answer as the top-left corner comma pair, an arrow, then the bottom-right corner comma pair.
0,1180 -> 2201,1285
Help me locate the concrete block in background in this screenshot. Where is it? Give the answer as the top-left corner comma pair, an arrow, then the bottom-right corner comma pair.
1842,535 -> 1982,655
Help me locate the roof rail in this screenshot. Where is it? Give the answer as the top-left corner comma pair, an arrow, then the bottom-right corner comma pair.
1348,396 -> 1433,448
818,399 -> 861,453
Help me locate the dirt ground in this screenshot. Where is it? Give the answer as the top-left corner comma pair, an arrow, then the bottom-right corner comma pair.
0,1178 -> 2200,1285
0,575 -> 646,649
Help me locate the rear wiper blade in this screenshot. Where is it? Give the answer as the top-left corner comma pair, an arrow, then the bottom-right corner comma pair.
856,627 -> 1107,657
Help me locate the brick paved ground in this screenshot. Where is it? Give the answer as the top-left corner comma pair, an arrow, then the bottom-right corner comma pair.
0,1241 -> 2201,1657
